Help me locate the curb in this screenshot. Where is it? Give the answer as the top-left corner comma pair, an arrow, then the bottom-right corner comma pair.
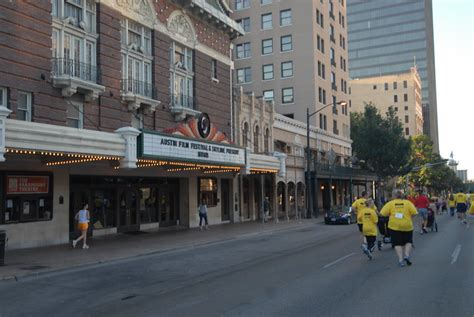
1,220 -> 320,282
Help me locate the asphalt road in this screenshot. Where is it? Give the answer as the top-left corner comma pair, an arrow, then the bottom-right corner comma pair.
0,214 -> 472,317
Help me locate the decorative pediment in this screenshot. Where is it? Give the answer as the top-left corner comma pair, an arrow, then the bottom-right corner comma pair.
107,0 -> 156,28
167,11 -> 196,43
162,115 -> 230,144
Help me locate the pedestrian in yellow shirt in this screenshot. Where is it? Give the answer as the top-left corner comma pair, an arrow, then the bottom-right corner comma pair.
352,191 -> 369,246
380,190 -> 418,267
448,194 -> 456,217
455,190 -> 468,224
361,199 -> 378,260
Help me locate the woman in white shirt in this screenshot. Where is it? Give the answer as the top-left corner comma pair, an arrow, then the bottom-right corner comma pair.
72,203 -> 90,249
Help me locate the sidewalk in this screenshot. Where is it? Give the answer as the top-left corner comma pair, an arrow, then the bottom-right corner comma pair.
0,218 -> 319,281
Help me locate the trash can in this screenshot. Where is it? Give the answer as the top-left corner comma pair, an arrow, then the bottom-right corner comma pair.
0,230 -> 6,266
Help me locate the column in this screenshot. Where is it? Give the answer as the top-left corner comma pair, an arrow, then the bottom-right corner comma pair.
115,127 -> 141,169
272,177 -> 278,223
285,183 -> 289,221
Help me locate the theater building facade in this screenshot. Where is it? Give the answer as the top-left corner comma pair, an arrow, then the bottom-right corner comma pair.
0,0 -> 247,249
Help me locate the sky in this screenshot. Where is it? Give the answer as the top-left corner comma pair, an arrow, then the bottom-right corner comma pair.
432,0 -> 474,179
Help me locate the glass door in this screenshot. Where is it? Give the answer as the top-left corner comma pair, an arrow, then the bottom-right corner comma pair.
158,185 -> 179,227
118,188 -> 140,232
221,179 -> 231,221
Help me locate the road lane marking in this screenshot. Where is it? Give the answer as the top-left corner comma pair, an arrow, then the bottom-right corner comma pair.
323,253 -> 356,269
451,244 -> 462,264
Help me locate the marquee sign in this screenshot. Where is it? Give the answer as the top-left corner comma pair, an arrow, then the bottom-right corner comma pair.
139,132 -> 245,166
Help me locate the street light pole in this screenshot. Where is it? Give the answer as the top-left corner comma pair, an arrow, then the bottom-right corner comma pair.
306,101 -> 346,218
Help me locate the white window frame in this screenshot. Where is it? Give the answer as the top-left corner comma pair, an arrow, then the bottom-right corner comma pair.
237,68 -> 251,84
262,38 -> 273,55
235,0 -> 250,10
67,100 -> 84,129
0,87 -> 7,108
17,91 -> 32,122
281,35 -> 293,52
170,42 -> 194,107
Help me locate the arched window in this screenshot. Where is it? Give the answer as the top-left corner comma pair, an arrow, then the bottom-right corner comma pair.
253,125 -> 259,153
242,122 -> 249,148
264,128 -> 270,153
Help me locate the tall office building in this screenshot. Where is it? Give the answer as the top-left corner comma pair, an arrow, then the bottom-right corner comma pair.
346,0 -> 439,152
230,0 -> 351,143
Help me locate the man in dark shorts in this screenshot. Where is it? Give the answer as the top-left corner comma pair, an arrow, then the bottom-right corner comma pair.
455,190 -> 468,224
380,190 -> 418,267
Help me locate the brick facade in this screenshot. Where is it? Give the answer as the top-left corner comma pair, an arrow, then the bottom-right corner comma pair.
0,0 -> 233,135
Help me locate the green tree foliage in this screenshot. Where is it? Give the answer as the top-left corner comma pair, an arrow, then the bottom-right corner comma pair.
350,103 -> 411,178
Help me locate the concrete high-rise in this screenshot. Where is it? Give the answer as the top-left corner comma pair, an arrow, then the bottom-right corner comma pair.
346,0 -> 439,152
230,0 -> 351,144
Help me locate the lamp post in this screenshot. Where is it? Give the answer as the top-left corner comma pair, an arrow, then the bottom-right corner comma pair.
306,101 -> 347,218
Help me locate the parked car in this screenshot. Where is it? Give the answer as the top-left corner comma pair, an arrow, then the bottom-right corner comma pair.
324,206 -> 356,225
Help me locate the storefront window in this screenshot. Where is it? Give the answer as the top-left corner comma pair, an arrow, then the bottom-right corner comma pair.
199,178 -> 218,207
1,173 -> 53,224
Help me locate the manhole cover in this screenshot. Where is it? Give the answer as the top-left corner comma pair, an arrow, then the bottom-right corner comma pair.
21,265 -> 50,271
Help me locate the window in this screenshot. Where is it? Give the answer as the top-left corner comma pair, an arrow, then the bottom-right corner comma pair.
264,128 -> 270,153
170,42 -> 194,108
332,95 -> 337,114
330,24 -> 335,42
405,106 -> 409,111
67,101 -> 83,128
318,61 -> 326,79
121,19 -> 154,98
281,61 -> 293,78
283,113 -> 294,119
280,9 -> 292,27
320,38 -> 325,53
404,93 -> 408,102
316,9 -> 324,27
1,173 -> 54,224
262,64 -> 274,80
242,122 -> 249,148
405,115 -> 409,123
405,127 -> 410,135
262,38 -> 273,55
261,0 -> 272,4
342,15 -> 345,28
319,114 -> 327,130
333,119 -> 339,135
16,91 -> 32,122
52,0 -> 98,83
261,13 -> 272,30
384,83 -> 389,90
237,67 -> 252,83
393,82 -> 397,89
330,48 -> 336,65
236,42 -> 251,59
318,87 -> 327,104
280,35 -> 293,52
199,178 -> 218,207
254,125 -> 260,153
211,59 -> 218,80
282,87 -> 294,104
236,17 -> 251,32
394,95 -> 398,103
235,0 -> 250,10
403,80 -> 408,88
0,87 -> 7,108
263,90 -> 274,101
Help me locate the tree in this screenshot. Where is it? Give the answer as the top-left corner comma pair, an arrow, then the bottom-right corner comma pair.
351,103 -> 412,204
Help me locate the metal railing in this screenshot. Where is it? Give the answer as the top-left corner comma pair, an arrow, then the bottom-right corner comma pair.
121,79 -> 157,99
51,58 -> 100,83
171,93 -> 195,109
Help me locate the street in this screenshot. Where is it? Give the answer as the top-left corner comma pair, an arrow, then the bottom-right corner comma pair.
0,214 -> 472,317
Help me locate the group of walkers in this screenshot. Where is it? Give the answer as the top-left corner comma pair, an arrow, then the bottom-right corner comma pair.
352,188 -> 474,267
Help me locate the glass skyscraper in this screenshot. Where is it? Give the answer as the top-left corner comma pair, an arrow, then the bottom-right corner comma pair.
347,0 -> 438,152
